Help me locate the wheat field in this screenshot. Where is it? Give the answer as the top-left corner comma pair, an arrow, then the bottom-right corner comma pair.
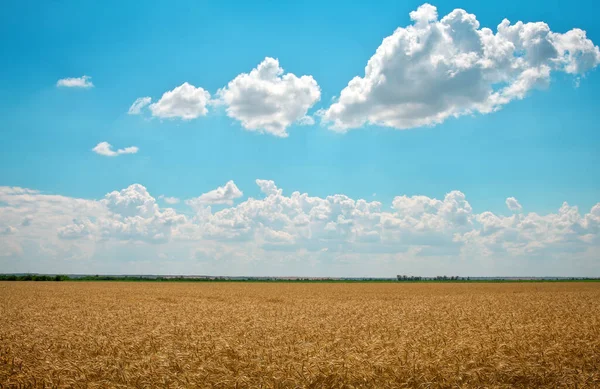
1,282 -> 599,388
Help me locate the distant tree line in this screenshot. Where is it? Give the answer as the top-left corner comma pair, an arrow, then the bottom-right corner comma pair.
396,275 -> 600,282
0,274 -> 69,281
0,275 -> 395,282
397,275 -> 470,281
1,274 -> 599,282
396,275 -> 423,281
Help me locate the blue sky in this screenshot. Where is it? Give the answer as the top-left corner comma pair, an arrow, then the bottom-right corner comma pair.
1,0 -> 599,276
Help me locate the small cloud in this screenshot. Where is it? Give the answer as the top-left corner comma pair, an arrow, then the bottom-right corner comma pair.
92,142 -> 139,157
56,75 -> 94,88
159,195 -> 180,205
297,116 -> 315,126
186,180 -> 243,207
506,197 -> 523,212
150,82 -> 211,120
256,179 -> 282,196
128,97 -> 152,115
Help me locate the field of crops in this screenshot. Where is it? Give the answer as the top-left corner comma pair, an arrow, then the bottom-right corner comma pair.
1,282 -> 599,388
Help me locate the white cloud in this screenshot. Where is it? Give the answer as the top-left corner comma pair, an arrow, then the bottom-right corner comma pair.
256,179 -> 282,197
128,97 -> 152,115
506,197 -> 522,212
216,57 -> 321,137
0,187 -> 106,263
100,184 -> 187,243
159,195 -> 180,205
57,219 -> 94,240
92,142 -> 139,157
1,182 -> 599,276
186,181 -> 243,207
56,75 -> 94,88
297,116 -> 315,126
149,82 -> 211,120
103,184 -> 158,218
321,3 -> 600,131
193,181 -> 600,263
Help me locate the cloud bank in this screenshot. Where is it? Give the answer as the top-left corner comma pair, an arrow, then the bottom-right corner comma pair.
1,182 -> 598,276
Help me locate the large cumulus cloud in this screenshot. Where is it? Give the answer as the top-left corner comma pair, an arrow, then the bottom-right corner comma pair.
320,3 -> 600,131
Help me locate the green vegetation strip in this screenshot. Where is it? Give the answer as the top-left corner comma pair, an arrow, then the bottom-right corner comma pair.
1,274 -> 599,283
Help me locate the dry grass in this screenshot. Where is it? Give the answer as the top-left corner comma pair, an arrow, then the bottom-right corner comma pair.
1,282 -> 599,388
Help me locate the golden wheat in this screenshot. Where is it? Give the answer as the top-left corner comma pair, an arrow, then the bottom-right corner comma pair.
1,282 -> 599,388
